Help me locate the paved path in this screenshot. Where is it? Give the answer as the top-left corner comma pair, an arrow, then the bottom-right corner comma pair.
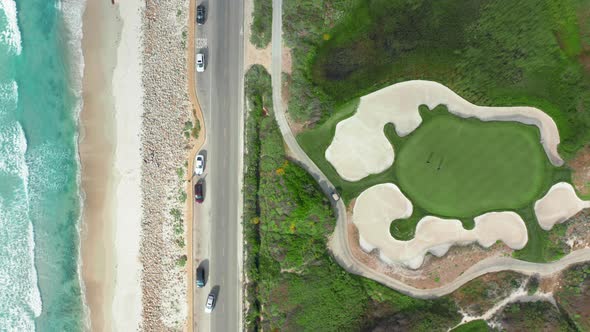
270,0 -> 590,299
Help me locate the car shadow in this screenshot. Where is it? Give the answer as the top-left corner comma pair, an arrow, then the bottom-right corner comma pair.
210,285 -> 220,299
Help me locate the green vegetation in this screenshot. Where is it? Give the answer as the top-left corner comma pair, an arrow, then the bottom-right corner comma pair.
556,263 -> 590,331
299,102 -> 572,261
451,320 -> 492,332
298,0 -> 590,158
183,120 -> 193,139
527,276 -> 540,295
495,301 -> 576,331
243,65 -> 461,331
288,0 -> 589,258
192,118 -> 201,139
451,272 -> 526,317
176,254 -> 187,267
511,207 -> 571,262
250,0 -> 272,48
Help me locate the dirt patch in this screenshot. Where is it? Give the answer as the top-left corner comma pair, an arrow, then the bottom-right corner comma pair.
565,209 -> 590,250
282,46 -> 293,75
568,145 -> 590,196
539,273 -> 562,294
244,0 -> 271,71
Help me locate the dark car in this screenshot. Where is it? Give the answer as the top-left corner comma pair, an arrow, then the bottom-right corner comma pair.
196,267 -> 205,288
196,5 -> 206,25
194,179 -> 204,203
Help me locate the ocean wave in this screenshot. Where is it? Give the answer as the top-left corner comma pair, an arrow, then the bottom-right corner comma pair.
0,0 -> 22,54
0,187 -> 41,330
58,0 -> 86,96
0,81 -> 17,118
0,121 -> 28,183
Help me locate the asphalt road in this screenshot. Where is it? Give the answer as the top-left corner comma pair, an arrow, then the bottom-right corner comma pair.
193,0 -> 245,330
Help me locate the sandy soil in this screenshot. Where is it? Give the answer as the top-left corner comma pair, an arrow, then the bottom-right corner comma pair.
326,80 -> 563,182
79,1 -> 121,331
80,0 -> 144,330
110,0 -> 144,330
244,0 -> 271,71
535,182 -> 590,230
353,183 -> 528,269
565,209 -> 590,251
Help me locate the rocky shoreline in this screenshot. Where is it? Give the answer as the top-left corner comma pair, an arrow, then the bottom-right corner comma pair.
140,0 -> 192,329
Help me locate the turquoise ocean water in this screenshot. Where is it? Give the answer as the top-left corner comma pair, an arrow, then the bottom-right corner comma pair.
0,0 -> 85,330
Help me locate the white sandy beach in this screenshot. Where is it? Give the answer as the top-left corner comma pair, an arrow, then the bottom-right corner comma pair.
80,0 -> 143,330
111,0 -> 144,331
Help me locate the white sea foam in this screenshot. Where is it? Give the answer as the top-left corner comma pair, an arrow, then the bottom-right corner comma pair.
0,81 -> 17,117
59,0 -> 86,95
0,154 -> 41,330
0,0 -> 22,54
0,122 -> 28,182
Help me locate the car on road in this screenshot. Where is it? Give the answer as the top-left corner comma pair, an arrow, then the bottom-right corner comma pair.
205,293 -> 216,313
194,179 -> 204,203
196,4 -> 206,25
196,267 -> 205,288
196,53 -> 205,72
331,191 -> 340,201
195,154 -> 205,176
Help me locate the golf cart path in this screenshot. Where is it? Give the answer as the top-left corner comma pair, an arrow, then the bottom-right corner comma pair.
270,0 -> 590,298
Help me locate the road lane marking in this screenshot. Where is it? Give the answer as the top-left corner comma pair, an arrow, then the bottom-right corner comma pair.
196,38 -> 208,48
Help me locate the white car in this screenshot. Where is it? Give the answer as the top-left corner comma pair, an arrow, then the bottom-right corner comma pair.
195,154 -> 205,176
205,293 -> 215,313
196,53 -> 205,72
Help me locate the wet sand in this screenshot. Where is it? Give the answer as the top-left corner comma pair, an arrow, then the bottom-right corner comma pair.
79,0 -> 122,331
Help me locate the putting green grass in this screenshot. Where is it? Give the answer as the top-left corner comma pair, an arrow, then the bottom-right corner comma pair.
395,114 -> 550,218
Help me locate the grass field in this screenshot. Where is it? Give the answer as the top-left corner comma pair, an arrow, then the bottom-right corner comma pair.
396,111 -> 550,218
286,0 -> 590,159
298,103 -> 573,260
450,320 -> 491,332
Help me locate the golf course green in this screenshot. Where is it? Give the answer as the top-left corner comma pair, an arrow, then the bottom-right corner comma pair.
395,113 -> 551,218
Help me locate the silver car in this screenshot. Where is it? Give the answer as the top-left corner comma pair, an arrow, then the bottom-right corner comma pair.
195,154 -> 205,176
196,53 -> 205,72
205,293 -> 216,313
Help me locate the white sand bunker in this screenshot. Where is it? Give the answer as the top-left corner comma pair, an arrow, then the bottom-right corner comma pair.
354,183 -> 528,269
326,80 -> 563,182
535,182 -> 590,230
